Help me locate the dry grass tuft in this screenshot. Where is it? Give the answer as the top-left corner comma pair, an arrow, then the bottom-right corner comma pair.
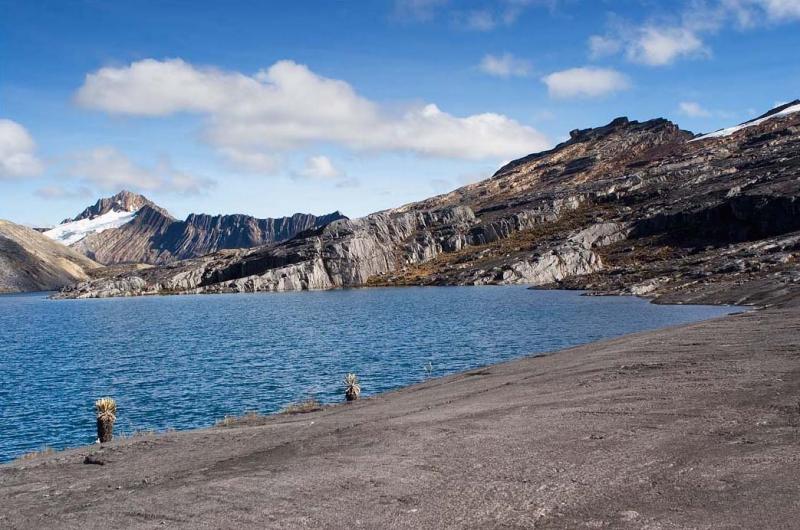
281,397 -> 323,415
16,446 -> 56,462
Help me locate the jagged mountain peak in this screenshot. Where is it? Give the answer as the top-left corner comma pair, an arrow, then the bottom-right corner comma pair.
493,116 -> 691,179
566,116 -> 685,143
65,190 -> 170,223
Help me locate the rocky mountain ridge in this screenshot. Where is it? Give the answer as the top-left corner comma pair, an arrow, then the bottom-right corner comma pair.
56,101 -> 800,305
45,191 -> 347,266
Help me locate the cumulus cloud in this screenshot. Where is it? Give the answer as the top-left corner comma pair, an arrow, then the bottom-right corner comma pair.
541,67 -> 630,99
69,147 -> 214,195
589,0 -> 800,66
76,59 -> 550,170
0,119 -> 44,179
626,26 -> 707,65
292,155 -> 360,188
678,101 -> 712,118
297,155 -> 341,180
479,53 -> 532,77
588,25 -> 707,66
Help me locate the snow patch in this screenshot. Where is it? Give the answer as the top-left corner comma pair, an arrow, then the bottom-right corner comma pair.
44,209 -> 137,246
691,103 -> 800,142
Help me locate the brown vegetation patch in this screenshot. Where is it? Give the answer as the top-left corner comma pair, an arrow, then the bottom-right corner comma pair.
281,397 -> 323,415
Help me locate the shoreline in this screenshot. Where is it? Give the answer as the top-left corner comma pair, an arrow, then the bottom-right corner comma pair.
2,302 -> 798,528
1,286 -> 736,463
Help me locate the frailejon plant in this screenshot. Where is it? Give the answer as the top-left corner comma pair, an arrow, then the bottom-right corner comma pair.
95,397 -> 117,443
344,373 -> 361,402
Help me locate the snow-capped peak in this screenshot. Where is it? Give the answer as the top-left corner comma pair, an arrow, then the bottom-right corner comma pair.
44,209 -> 138,246
691,101 -> 800,142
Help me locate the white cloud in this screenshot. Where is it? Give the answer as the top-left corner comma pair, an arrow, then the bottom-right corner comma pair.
298,155 -> 341,180
69,147 -> 214,195
754,0 -> 800,20
479,53 -> 532,77
292,156 -> 359,188
626,26 -> 707,66
541,67 -> 630,99
76,59 -> 551,169
590,0 -> 800,66
678,101 -> 712,117
0,119 -> 44,179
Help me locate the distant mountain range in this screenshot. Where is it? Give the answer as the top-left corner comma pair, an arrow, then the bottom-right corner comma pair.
42,191 -> 347,265
55,100 -> 800,305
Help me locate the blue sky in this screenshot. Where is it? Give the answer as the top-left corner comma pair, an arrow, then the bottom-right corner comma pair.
1,0 -> 799,226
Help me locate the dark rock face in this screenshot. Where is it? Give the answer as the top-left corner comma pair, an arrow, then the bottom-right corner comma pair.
631,195 -> 800,244
56,104 -> 800,304
163,210 -> 347,261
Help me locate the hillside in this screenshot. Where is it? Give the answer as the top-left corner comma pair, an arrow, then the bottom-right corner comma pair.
0,220 -> 100,293
55,101 -> 800,303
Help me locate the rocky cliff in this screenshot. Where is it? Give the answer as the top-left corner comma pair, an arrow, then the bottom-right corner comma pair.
48,191 -> 346,265
0,220 -> 100,293
56,101 -> 800,305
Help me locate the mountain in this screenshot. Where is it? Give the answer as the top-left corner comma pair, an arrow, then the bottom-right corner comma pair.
63,190 -> 165,223
44,191 -> 347,265
56,101 -> 800,305
0,220 -> 100,293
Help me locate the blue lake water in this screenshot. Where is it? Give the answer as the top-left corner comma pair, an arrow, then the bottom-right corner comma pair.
0,287 -> 733,462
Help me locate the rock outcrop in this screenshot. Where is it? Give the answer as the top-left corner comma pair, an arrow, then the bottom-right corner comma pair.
0,220 -> 100,293
55,101 -> 800,304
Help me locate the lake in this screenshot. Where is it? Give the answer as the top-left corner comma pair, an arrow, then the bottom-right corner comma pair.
0,287 -> 733,462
